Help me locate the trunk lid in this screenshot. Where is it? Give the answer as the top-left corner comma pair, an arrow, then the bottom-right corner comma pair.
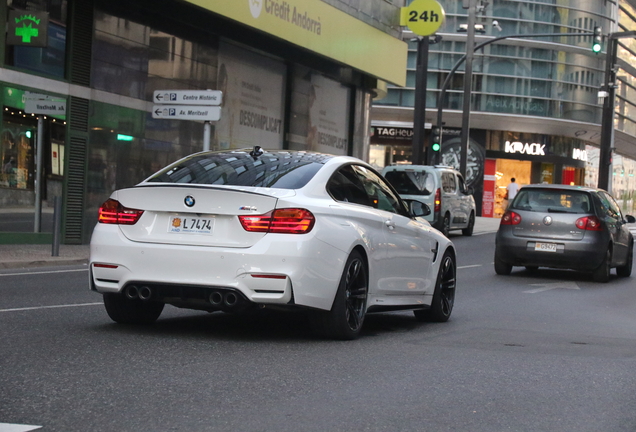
114,185 -> 293,247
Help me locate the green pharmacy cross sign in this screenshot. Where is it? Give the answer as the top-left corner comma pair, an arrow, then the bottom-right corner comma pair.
7,10 -> 49,47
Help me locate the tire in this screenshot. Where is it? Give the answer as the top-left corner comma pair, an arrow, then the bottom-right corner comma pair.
494,252 -> 512,275
309,250 -> 368,340
462,212 -> 475,236
616,241 -> 633,278
592,248 -> 612,283
440,213 -> 451,237
103,293 -> 164,324
414,250 -> 456,322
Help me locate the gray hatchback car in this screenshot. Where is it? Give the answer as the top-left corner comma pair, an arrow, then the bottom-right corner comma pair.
494,184 -> 635,282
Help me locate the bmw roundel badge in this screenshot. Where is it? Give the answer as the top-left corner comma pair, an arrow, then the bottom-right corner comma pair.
184,196 -> 195,207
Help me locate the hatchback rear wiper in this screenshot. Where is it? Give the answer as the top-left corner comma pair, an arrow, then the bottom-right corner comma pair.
547,208 -> 569,213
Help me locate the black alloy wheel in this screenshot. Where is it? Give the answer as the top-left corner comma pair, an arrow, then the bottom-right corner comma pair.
309,250 -> 368,340
414,250 -> 456,322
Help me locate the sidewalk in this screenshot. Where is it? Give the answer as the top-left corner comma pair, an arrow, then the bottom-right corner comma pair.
0,217 -> 502,270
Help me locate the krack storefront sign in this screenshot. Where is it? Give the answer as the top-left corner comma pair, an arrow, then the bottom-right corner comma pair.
7,10 -> 49,47
504,140 -> 546,156
374,127 -> 414,140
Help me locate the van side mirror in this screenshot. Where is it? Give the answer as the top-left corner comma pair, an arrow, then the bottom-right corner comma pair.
625,215 -> 636,224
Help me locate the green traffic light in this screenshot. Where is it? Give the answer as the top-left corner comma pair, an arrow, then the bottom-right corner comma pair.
592,42 -> 602,53
432,143 -> 440,151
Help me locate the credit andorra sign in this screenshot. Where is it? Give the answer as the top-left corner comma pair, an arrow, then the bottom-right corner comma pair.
152,90 -> 222,121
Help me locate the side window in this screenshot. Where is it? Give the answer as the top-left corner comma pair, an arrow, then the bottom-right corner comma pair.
352,165 -> 405,215
327,165 -> 371,207
457,174 -> 467,194
442,172 -> 456,193
599,192 -> 622,220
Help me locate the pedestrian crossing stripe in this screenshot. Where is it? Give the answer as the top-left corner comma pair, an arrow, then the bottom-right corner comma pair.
0,423 -> 42,432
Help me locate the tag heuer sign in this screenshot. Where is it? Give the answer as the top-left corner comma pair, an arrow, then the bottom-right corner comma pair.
7,10 -> 49,47
374,126 -> 414,140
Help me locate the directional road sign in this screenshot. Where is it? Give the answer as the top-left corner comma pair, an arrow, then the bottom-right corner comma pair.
25,99 -> 66,116
153,90 -> 222,106
152,105 -> 221,121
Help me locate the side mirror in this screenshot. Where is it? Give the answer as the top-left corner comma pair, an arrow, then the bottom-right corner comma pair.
465,186 -> 474,195
406,199 -> 431,217
625,215 -> 636,224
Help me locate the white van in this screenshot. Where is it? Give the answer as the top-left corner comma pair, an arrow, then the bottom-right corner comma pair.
382,165 -> 476,237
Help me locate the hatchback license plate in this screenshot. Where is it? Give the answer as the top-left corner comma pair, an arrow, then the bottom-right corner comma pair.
535,242 -> 557,252
168,216 -> 214,234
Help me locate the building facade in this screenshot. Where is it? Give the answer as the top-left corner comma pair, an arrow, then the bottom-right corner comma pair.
372,0 -> 636,218
0,0 -> 407,244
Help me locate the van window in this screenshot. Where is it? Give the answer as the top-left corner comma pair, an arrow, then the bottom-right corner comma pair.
383,170 -> 434,196
441,173 -> 456,193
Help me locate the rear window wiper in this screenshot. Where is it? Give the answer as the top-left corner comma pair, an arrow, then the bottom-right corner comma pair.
547,208 -> 569,213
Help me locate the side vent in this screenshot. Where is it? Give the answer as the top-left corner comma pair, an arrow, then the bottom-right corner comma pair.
64,97 -> 90,244
69,0 -> 94,86
64,137 -> 88,243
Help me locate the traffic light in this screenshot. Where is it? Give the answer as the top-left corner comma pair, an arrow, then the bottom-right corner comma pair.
431,127 -> 441,152
592,26 -> 603,53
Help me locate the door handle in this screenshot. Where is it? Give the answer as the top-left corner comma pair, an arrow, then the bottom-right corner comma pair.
384,220 -> 395,230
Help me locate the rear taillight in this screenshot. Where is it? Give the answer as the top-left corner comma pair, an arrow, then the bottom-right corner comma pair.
575,216 -> 602,231
434,188 -> 441,214
98,199 -> 144,225
238,208 -> 315,234
500,211 -> 522,225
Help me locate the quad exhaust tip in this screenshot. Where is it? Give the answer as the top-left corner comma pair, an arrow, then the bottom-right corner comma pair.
125,285 -> 139,300
208,291 -> 240,308
138,286 -> 152,301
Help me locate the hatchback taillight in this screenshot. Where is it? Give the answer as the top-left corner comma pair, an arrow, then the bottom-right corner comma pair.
500,211 -> 522,225
98,199 -> 144,225
434,188 -> 441,214
238,208 -> 315,234
575,216 -> 602,231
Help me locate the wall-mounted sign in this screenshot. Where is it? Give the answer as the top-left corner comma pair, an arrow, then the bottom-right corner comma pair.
152,105 -> 221,121
7,10 -> 49,47
572,148 -> 588,161
24,100 -> 66,116
504,141 -> 546,156
374,127 -> 414,140
153,90 -> 222,106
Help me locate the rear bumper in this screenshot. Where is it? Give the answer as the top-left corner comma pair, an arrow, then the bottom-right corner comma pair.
89,225 -> 347,311
495,234 -> 606,270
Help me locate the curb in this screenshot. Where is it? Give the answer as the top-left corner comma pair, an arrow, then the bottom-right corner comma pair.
0,258 -> 89,270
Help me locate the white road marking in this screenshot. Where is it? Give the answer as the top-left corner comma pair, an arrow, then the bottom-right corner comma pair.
458,264 -> 482,269
0,423 -> 42,432
0,268 -> 87,277
524,281 -> 581,294
0,302 -> 102,313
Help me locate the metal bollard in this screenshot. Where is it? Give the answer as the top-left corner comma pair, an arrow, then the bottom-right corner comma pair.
52,196 -> 62,257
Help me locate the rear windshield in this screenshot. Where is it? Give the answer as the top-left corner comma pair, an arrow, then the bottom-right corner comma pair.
511,189 -> 592,213
146,150 -> 330,189
383,170 -> 435,196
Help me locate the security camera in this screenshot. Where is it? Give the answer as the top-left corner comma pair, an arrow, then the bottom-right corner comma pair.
493,20 -> 502,32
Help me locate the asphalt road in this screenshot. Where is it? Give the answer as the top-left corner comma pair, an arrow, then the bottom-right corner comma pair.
1,232 -> 636,432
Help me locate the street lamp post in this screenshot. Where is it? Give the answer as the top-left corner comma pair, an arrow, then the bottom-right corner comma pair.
598,31 -> 636,191
459,0 -> 477,180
